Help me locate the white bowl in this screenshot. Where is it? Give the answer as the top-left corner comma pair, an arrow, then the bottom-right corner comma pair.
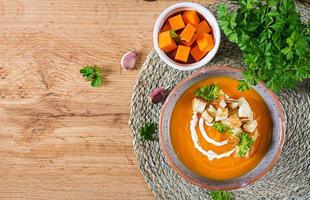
153,2 -> 221,71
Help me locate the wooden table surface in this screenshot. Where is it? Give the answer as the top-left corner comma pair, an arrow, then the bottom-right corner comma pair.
0,0 -> 214,199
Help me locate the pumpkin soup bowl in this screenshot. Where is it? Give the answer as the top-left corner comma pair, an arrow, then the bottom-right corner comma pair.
159,66 -> 286,190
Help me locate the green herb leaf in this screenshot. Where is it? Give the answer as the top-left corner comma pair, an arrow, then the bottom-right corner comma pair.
237,132 -> 254,157
80,66 -> 103,87
213,122 -> 231,134
195,84 -> 220,101
210,190 -> 233,200
91,76 -> 102,87
237,80 -> 251,91
217,0 -> 310,93
169,30 -> 181,43
139,122 -> 157,141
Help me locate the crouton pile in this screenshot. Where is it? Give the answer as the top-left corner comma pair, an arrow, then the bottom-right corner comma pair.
192,84 -> 259,158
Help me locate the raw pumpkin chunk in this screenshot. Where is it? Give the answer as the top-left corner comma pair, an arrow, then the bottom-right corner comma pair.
161,22 -> 171,32
175,45 -> 190,62
196,20 -> 212,35
196,33 -> 214,52
182,10 -> 200,28
190,45 -> 208,62
181,33 -> 198,47
168,14 -> 185,31
158,31 -> 177,53
180,23 -> 196,43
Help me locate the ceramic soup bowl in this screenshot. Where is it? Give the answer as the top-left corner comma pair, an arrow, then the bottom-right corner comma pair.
159,66 -> 285,190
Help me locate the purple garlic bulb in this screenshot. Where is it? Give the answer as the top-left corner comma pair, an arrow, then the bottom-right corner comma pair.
148,87 -> 169,104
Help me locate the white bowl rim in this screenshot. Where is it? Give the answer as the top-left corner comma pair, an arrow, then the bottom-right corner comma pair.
153,2 -> 221,71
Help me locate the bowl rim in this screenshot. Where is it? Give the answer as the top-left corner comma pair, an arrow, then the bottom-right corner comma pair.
153,2 -> 221,71
159,66 -> 286,190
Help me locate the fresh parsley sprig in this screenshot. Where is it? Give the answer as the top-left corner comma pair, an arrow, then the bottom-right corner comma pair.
195,84 -> 220,101
237,132 -> 254,157
217,0 -> 310,92
210,190 -> 233,200
213,122 -> 231,134
139,122 -> 157,141
169,30 -> 181,43
80,66 -> 103,87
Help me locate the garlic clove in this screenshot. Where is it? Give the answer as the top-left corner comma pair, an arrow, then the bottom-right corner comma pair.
148,87 -> 168,104
121,49 -> 137,70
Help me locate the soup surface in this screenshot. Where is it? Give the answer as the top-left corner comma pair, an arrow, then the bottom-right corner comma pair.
170,77 -> 272,180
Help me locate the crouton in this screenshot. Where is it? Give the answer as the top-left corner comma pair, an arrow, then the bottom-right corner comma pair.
221,119 -> 232,128
215,107 -> 228,121
231,127 -> 243,136
201,110 -> 214,124
243,120 -> 258,133
221,114 -> 242,129
192,98 -> 207,113
207,105 -> 216,117
238,97 -> 253,119
228,101 -> 239,109
219,99 -> 227,108
227,114 -> 242,128
228,108 -> 238,116
226,98 -> 238,102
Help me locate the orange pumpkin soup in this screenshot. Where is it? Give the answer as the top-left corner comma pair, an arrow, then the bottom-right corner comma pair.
170,77 -> 272,180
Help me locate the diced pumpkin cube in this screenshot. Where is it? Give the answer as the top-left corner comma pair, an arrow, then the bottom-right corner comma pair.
196,33 -> 214,52
196,20 -> 212,35
168,14 -> 185,31
161,22 -> 171,32
158,31 -> 177,53
181,33 -> 198,47
182,10 -> 200,28
175,45 -> 190,62
190,45 -> 208,62
180,23 -> 196,43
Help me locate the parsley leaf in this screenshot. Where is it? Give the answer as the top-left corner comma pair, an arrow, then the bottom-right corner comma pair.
213,122 -> 231,134
210,190 -> 233,200
195,84 -> 220,101
237,132 -> 254,157
139,122 -> 157,141
237,80 -> 251,91
169,30 -> 181,43
80,66 -> 103,87
217,0 -> 310,93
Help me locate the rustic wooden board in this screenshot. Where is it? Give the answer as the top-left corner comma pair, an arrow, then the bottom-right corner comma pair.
3,0 -> 309,199
0,0 -> 217,199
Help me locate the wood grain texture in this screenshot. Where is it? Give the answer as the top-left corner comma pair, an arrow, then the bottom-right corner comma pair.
0,0 -> 214,199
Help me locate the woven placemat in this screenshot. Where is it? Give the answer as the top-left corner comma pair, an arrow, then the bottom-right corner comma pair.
129,1 -> 310,199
